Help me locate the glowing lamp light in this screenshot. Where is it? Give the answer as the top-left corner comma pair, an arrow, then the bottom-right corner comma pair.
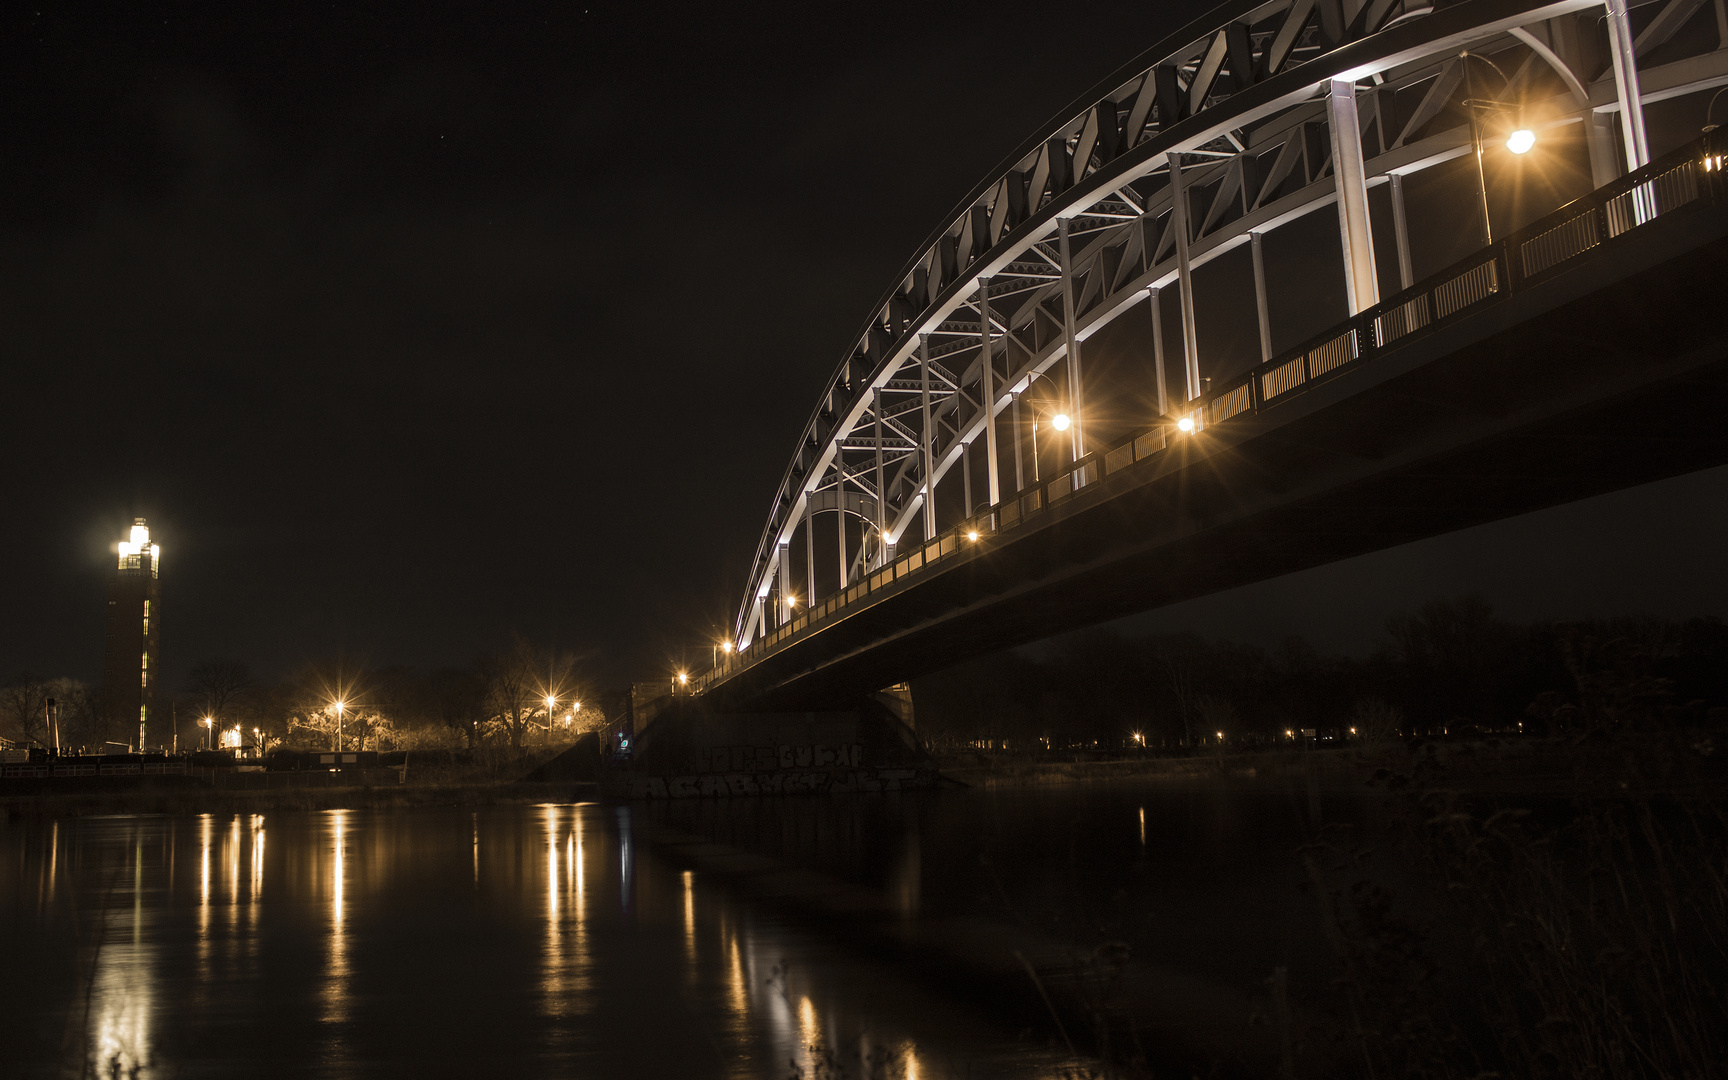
1216,731 -> 1224,740
721,641 -> 733,654
545,696 -> 556,709
1051,412 -> 1071,431
966,530 -> 979,541
1177,416 -> 1196,433
1506,128 -> 1536,155
677,672 -> 689,685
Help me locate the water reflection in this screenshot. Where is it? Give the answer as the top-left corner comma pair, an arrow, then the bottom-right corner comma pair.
0,805 -> 1066,1079
325,808 -> 349,1026
540,804 -> 592,1023
90,823 -> 155,1077
682,869 -> 696,960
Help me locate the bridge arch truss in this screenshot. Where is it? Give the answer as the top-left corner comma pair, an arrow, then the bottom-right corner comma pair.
730,0 -> 1728,651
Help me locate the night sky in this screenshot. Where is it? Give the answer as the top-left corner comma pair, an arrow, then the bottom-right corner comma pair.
4,2 -> 1726,690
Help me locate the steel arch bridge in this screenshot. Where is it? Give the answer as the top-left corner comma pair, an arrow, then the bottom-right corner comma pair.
708,0 -> 1728,705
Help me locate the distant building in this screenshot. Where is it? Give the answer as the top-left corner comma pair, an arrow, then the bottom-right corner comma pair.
103,518 -> 161,749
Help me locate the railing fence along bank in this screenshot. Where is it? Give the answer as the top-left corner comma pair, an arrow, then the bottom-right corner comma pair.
699,133 -> 1726,695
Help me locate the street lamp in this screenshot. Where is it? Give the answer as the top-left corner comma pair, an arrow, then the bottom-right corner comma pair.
202,716 -> 214,750
1019,371 -> 1074,484
334,700 -> 345,753
1459,51 -> 1535,245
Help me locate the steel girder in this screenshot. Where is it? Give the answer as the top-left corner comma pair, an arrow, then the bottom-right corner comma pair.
734,0 -> 1728,647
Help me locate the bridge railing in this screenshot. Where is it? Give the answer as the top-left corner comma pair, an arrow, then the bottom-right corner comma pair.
1210,134 -> 1724,429
701,132 -> 1726,694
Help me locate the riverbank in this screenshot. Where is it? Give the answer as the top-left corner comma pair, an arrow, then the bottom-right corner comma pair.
0,777 -> 594,820
935,732 -> 1728,797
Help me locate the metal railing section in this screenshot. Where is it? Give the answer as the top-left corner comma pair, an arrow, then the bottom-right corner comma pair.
1433,258 -> 1499,320
700,136 -> 1725,694
1520,212 -> 1600,278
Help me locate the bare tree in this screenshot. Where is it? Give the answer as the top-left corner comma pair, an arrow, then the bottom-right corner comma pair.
480,637 -> 586,753
0,674 -> 52,744
1159,648 -> 1199,747
45,679 -> 105,748
185,659 -> 256,726
428,665 -> 489,750
480,640 -> 540,754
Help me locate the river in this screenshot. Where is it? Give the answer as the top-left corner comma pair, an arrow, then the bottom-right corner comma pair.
0,784 -> 1378,1078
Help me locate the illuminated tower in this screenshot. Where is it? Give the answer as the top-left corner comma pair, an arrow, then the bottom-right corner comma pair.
103,518 -> 161,749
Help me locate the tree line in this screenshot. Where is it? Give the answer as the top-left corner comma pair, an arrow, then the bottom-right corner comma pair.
0,636 -> 601,755
910,597 -> 1728,749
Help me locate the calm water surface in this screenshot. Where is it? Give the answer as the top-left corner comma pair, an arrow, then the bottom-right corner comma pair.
1,804 -> 1071,1079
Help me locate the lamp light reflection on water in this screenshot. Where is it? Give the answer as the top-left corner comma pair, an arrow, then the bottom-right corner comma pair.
229,816 -> 241,908
10,806 -> 991,1080
324,809 -> 349,1026
728,934 -> 748,1019
616,806 -> 633,913
92,825 -> 154,1077
682,870 -> 695,957
250,815 -> 266,902
575,812 -> 585,907
799,995 -> 819,1055
545,805 -> 564,1014
198,814 -> 212,937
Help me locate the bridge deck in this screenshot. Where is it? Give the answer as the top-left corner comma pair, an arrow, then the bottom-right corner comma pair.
708,149 -> 1728,711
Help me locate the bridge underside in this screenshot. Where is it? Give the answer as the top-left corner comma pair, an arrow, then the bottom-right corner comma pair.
706,202 -> 1728,712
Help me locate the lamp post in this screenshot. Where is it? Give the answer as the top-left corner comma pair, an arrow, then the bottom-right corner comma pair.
1459,51 -> 1536,246
1019,370 -> 1071,484
334,700 -> 345,753
202,716 -> 214,750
